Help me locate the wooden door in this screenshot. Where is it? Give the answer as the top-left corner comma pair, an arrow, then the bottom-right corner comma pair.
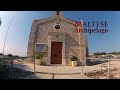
51,42 -> 62,64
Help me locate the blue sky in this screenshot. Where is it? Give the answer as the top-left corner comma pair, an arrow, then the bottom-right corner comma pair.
0,11 -> 120,56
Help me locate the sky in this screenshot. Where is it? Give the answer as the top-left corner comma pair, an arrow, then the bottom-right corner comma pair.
0,11 -> 120,56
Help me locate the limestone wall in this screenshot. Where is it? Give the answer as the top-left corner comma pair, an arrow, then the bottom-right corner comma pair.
27,16 -> 87,65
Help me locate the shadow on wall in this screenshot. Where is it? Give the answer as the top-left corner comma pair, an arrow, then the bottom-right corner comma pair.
65,34 -> 79,47
65,34 -> 79,57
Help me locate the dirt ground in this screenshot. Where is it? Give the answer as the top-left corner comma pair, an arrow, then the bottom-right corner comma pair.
85,61 -> 120,79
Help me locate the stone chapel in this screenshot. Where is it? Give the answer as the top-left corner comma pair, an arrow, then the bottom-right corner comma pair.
27,11 -> 88,66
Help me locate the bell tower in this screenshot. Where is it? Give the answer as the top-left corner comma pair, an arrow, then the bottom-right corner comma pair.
53,11 -> 63,16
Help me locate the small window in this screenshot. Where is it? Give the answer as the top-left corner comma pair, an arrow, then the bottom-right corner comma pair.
35,43 -> 46,52
55,25 -> 61,30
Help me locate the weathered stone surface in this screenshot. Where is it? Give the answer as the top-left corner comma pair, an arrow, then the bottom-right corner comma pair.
27,11 -> 88,66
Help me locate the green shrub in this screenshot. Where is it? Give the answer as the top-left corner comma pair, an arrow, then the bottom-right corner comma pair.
35,53 -> 44,60
71,56 -> 78,61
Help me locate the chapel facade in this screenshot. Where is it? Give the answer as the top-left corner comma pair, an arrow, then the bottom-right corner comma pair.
27,11 -> 88,66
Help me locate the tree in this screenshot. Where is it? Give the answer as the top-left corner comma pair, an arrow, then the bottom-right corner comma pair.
7,54 -> 12,57
108,52 -> 120,55
14,55 -> 19,57
101,52 -> 106,55
0,53 -> 3,55
93,52 -> 106,55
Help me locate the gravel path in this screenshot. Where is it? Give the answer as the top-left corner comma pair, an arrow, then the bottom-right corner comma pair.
12,63 -> 107,79
12,61 -> 120,79
13,63 -> 105,74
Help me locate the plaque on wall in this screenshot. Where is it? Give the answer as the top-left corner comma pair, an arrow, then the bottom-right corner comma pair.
35,43 -> 46,52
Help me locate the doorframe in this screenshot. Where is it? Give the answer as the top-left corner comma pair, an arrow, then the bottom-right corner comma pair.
48,32 -> 66,65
